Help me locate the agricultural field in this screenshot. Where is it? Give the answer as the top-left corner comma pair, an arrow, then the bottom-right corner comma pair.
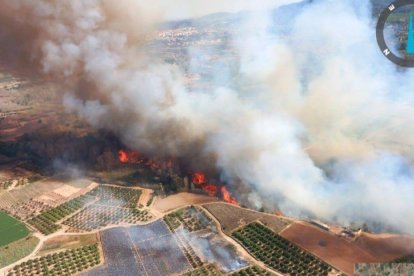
392,253 -> 414,263
354,263 -> 414,276
87,185 -> 142,208
129,225 -> 191,275
182,264 -> 271,276
87,221 -> 192,276
62,205 -> 151,231
354,232 -> 414,262
165,206 -> 248,272
174,229 -> 205,269
0,211 -> 30,247
0,180 -> 13,190
0,179 -> 94,220
203,203 -> 290,235
164,206 -> 214,232
182,264 -> 222,276
279,222 -> 414,275
0,178 -> 28,190
0,236 -> 39,268
0,75 -> 94,143
230,266 -> 273,276
27,194 -> 94,235
184,228 -> 249,273
62,185 -> 151,232
154,192 -> 218,212
38,234 -> 98,255
138,188 -> 154,208
26,184 -> 151,234
232,222 -> 335,276
6,200 -> 49,220
6,244 -> 101,276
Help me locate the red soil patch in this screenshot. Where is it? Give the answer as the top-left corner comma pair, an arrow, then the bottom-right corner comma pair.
280,223 -> 371,275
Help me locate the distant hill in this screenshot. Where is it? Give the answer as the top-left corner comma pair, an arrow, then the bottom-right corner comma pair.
160,0 -> 389,31
160,0 -> 312,30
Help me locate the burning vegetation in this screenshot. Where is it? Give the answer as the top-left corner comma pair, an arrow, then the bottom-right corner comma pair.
191,172 -> 238,204
117,151 -> 238,204
118,149 -> 150,165
192,172 -> 206,185
221,186 -> 238,205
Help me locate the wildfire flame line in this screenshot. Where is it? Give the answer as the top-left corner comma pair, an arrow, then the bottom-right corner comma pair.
192,172 -> 238,205
118,149 -> 141,164
118,149 -> 172,170
118,151 -> 238,204
221,186 -> 238,205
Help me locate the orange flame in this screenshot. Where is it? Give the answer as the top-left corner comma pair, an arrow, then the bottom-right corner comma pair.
118,149 -> 141,164
274,211 -> 284,216
221,186 -> 238,205
118,150 -> 129,163
203,184 -> 217,196
192,172 -> 206,185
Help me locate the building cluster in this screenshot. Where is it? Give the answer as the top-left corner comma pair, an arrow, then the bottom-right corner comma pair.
158,27 -> 198,39
310,219 -> 357,240
157,27 -> 223,47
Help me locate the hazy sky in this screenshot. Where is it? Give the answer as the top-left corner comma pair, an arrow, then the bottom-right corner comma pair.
142,0 -> 303,20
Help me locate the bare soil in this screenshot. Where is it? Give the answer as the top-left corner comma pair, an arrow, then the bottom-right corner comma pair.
53,185 -> 81,198
279,222 -> 414,275
203,202 -> 290,235
38,233 -> 98,255
153,192 -> 218,213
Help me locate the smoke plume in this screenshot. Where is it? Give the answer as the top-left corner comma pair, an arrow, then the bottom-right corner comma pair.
2,0 -> 414,234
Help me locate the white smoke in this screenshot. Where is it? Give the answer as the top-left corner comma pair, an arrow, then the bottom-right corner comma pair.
2,0 -> 414,234
178,229 -> 248,272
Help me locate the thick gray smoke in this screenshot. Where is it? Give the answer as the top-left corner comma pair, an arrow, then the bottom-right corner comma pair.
2,0 -> 414,234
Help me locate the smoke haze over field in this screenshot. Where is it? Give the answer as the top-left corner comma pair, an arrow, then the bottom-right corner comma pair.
2,0 -> 414,234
